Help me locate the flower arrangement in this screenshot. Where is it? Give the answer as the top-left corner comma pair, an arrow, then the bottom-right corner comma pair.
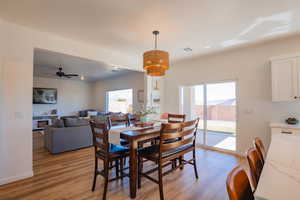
134,105 -> 156,117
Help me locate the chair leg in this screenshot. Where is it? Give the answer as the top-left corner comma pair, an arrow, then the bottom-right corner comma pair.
115,160 -> 119,178
102,160 -> 109,200
158,163 -> 164,200
120,157 -> 124,181
193,149 -> 199,179
179,156 -> 184,170
138,156 -> 143,189
171,159 -> 176,169
92,157 -> 98,191
124,157 -> 127,167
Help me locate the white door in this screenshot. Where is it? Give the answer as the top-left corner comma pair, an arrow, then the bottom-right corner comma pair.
271,58 -> 297,101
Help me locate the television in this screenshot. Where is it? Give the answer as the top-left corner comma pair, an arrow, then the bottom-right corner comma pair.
33,88 -> 57,104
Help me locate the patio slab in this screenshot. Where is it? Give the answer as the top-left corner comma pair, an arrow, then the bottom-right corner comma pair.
197,130 -> 236,151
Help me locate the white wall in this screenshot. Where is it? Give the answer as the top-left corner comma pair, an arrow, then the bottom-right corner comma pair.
33,77 -> 93,116
164,35 -> 300,154
92,71 -> 145,112
0,19 -> 35,185
0,18 -> 5,179
0,19 -> 138,185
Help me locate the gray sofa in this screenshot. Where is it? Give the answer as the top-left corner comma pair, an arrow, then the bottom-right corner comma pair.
44,118 -> 93,154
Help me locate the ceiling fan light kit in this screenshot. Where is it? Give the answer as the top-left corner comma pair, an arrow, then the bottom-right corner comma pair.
55,66 -> 79,78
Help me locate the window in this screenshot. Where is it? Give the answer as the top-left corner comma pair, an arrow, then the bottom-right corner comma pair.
107,89 -> 133,113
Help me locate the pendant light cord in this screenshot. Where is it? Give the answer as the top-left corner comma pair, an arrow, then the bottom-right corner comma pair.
155,34 -> 157,49
153,30 -> 159,50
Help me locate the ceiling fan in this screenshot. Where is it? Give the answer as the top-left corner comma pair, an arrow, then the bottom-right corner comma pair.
56,66 -> 79,78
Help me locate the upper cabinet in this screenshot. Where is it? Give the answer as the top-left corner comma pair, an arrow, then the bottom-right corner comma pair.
271,54 -> 300,102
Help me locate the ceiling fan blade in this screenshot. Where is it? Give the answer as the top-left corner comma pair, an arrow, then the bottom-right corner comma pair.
66,74 -> 79,76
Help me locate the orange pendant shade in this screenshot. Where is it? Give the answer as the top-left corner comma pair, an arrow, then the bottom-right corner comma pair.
143,31 -> 169,76
145,66 -> 166,76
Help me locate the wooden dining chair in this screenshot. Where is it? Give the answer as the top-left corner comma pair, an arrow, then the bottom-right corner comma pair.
107,114 -> 131,146
167,113 -> 186,169
247,148 -> 264,190
167,113 -> 186,123
138,119 -> 199,200
253,137 -> 266,164
226,166 -> 254,200
107,113 -> 130,129
128,113 -> 140,126
90,121 -> 129,200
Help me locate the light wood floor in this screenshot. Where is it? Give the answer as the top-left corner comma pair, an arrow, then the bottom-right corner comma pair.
0,132 -> 244,200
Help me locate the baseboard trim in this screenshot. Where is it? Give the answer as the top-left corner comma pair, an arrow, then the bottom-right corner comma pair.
0,170 -> 33,185
197,144 -> 244,158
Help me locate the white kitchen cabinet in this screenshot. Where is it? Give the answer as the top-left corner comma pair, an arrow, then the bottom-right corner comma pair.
271,55 -> 300,101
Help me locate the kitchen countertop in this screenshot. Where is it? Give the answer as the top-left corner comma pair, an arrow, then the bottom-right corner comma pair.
270,122 -> 300,130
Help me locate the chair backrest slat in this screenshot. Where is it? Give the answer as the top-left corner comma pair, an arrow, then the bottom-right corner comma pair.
161,136 -> 194,152
167,113 -> 186,123
226,166 -> 254,200
162,128 -> 195,140
94,141 -> 107,150
182,120 -> 197,128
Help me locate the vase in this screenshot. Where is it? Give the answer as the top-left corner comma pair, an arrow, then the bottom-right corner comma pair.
140,115 -> 148,123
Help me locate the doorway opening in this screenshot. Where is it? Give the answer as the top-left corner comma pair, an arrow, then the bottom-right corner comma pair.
180,81 -> 237,151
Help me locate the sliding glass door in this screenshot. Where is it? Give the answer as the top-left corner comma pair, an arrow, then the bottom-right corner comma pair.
180,81 -> 237,151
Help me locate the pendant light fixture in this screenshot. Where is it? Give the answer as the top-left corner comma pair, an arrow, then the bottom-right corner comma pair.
143,30 -> 169,76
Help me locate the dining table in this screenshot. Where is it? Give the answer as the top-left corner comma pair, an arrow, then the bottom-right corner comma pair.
254,127 -> 300,200
120,126 -> 161,198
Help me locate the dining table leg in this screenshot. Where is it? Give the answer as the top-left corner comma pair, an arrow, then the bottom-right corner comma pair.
129,140 -> 138,198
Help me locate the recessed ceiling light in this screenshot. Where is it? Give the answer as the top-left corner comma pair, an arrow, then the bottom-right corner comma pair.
183,47 -> 193,52
204,45 -> 211,49
80,75 -> 85,80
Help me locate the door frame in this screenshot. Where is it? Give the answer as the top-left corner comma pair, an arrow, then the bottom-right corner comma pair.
179,79 -> 239,153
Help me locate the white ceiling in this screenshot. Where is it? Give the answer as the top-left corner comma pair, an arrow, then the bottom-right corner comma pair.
34,49 -> 136,82
1,0 -> 300,66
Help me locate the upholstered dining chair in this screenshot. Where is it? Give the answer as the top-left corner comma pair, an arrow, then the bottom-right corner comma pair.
90,121 -> 128,200
247,148 -> 264,190
137,119 -> 199,200
226,166 -> 254,200
253,137 -> 266,164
